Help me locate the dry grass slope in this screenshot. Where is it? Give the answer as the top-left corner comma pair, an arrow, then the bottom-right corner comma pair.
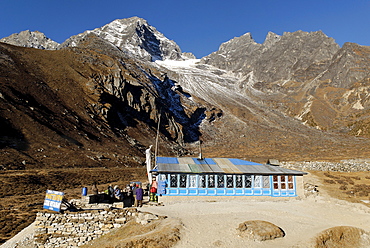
81,218 -> 182,248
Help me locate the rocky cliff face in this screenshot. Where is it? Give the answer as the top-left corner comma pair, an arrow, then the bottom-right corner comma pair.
0,39 -> 215,169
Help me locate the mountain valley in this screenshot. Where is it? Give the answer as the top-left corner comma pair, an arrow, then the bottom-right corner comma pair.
1,16 -> 370,244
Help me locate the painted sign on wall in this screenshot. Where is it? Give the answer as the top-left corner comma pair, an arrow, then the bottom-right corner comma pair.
43,190 -> 64,212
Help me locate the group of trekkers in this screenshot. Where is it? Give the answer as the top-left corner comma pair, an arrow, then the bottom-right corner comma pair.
109,183 -> 144,207
91,177 -> 158,207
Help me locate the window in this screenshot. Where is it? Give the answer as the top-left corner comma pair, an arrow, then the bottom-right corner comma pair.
273,175 -> 279,190
170,174 -> 177,187
208,175 -> 215,188
245,175 -> 252,188
272,175 -> 295,190
199,175 -> 206,188
236,175 -> 243,188
288,175 -> 294,189
280,175 -> 286,189
263,176 -> 270,188
254,175 -> 262,188
189,175 -> 197,188
179,174 -> 187,188
226,175 -> 234,188
217,175 -> 224,188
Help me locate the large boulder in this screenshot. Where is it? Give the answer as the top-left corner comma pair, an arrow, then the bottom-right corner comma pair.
315,226 -> 370,248
236,220 -> 285,241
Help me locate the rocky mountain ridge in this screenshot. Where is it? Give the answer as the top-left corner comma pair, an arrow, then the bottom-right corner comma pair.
1,17 -> 193,62
198,30 -> 370,136
2,17 -> 370,168
0,30 -> 59,50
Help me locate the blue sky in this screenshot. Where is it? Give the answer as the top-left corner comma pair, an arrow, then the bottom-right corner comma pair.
1,0 -> 369,58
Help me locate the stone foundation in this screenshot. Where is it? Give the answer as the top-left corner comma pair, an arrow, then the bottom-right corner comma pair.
33,208 -> 159,248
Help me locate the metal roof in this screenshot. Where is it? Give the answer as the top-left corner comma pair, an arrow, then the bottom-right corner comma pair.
155,157 -> 307,175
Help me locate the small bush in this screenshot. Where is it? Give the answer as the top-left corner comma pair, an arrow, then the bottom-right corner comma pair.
324,173 -> 340,179
324,179 -> 336,184
339,185 -> 348,190
336,179 -> 348,185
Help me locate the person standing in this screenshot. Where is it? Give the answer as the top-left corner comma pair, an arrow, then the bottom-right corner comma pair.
91,182 -> 99,203
135,185 -> 144,207
91,182 -> 98,195
132,184 -> 138,206
114,185 -> 122,201
108,184 -> 114,203
150,177 -> 158,202
123,184 -> 133,207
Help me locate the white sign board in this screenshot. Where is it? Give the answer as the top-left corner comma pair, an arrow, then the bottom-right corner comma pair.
43,190 -> 64,212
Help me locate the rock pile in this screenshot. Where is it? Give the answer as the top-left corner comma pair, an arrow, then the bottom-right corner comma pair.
281,159 -> 370,172
33,208 -> 158,248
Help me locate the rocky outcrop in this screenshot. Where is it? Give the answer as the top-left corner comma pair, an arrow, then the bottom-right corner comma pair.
319,42 -> 370,88
0,30 -> 59,50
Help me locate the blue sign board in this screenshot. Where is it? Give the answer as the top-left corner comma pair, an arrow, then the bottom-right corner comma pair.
43,190 -> 64,212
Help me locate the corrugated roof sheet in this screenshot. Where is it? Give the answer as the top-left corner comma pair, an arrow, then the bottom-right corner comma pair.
156,157 -> 306,175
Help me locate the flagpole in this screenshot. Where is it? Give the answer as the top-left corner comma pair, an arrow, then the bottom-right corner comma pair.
154,110 -> 161,170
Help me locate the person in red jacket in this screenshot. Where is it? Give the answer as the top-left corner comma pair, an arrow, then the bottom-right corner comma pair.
149,177 -> 158,202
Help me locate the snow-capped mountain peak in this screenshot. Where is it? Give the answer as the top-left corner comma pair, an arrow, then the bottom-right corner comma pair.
62,17 -> 188,61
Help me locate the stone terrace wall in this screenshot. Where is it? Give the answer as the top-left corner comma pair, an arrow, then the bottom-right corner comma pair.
33,208 -> 158,248
281,159 -> 370,172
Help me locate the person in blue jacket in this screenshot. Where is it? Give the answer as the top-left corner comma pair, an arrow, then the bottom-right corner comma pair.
135,185 -> 144,207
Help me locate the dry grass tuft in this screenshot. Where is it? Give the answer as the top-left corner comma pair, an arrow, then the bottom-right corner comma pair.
315,226 -> 370,248
236,220 -> 285,241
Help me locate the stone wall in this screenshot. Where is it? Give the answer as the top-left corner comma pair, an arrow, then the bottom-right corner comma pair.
33,208 -> 159,248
